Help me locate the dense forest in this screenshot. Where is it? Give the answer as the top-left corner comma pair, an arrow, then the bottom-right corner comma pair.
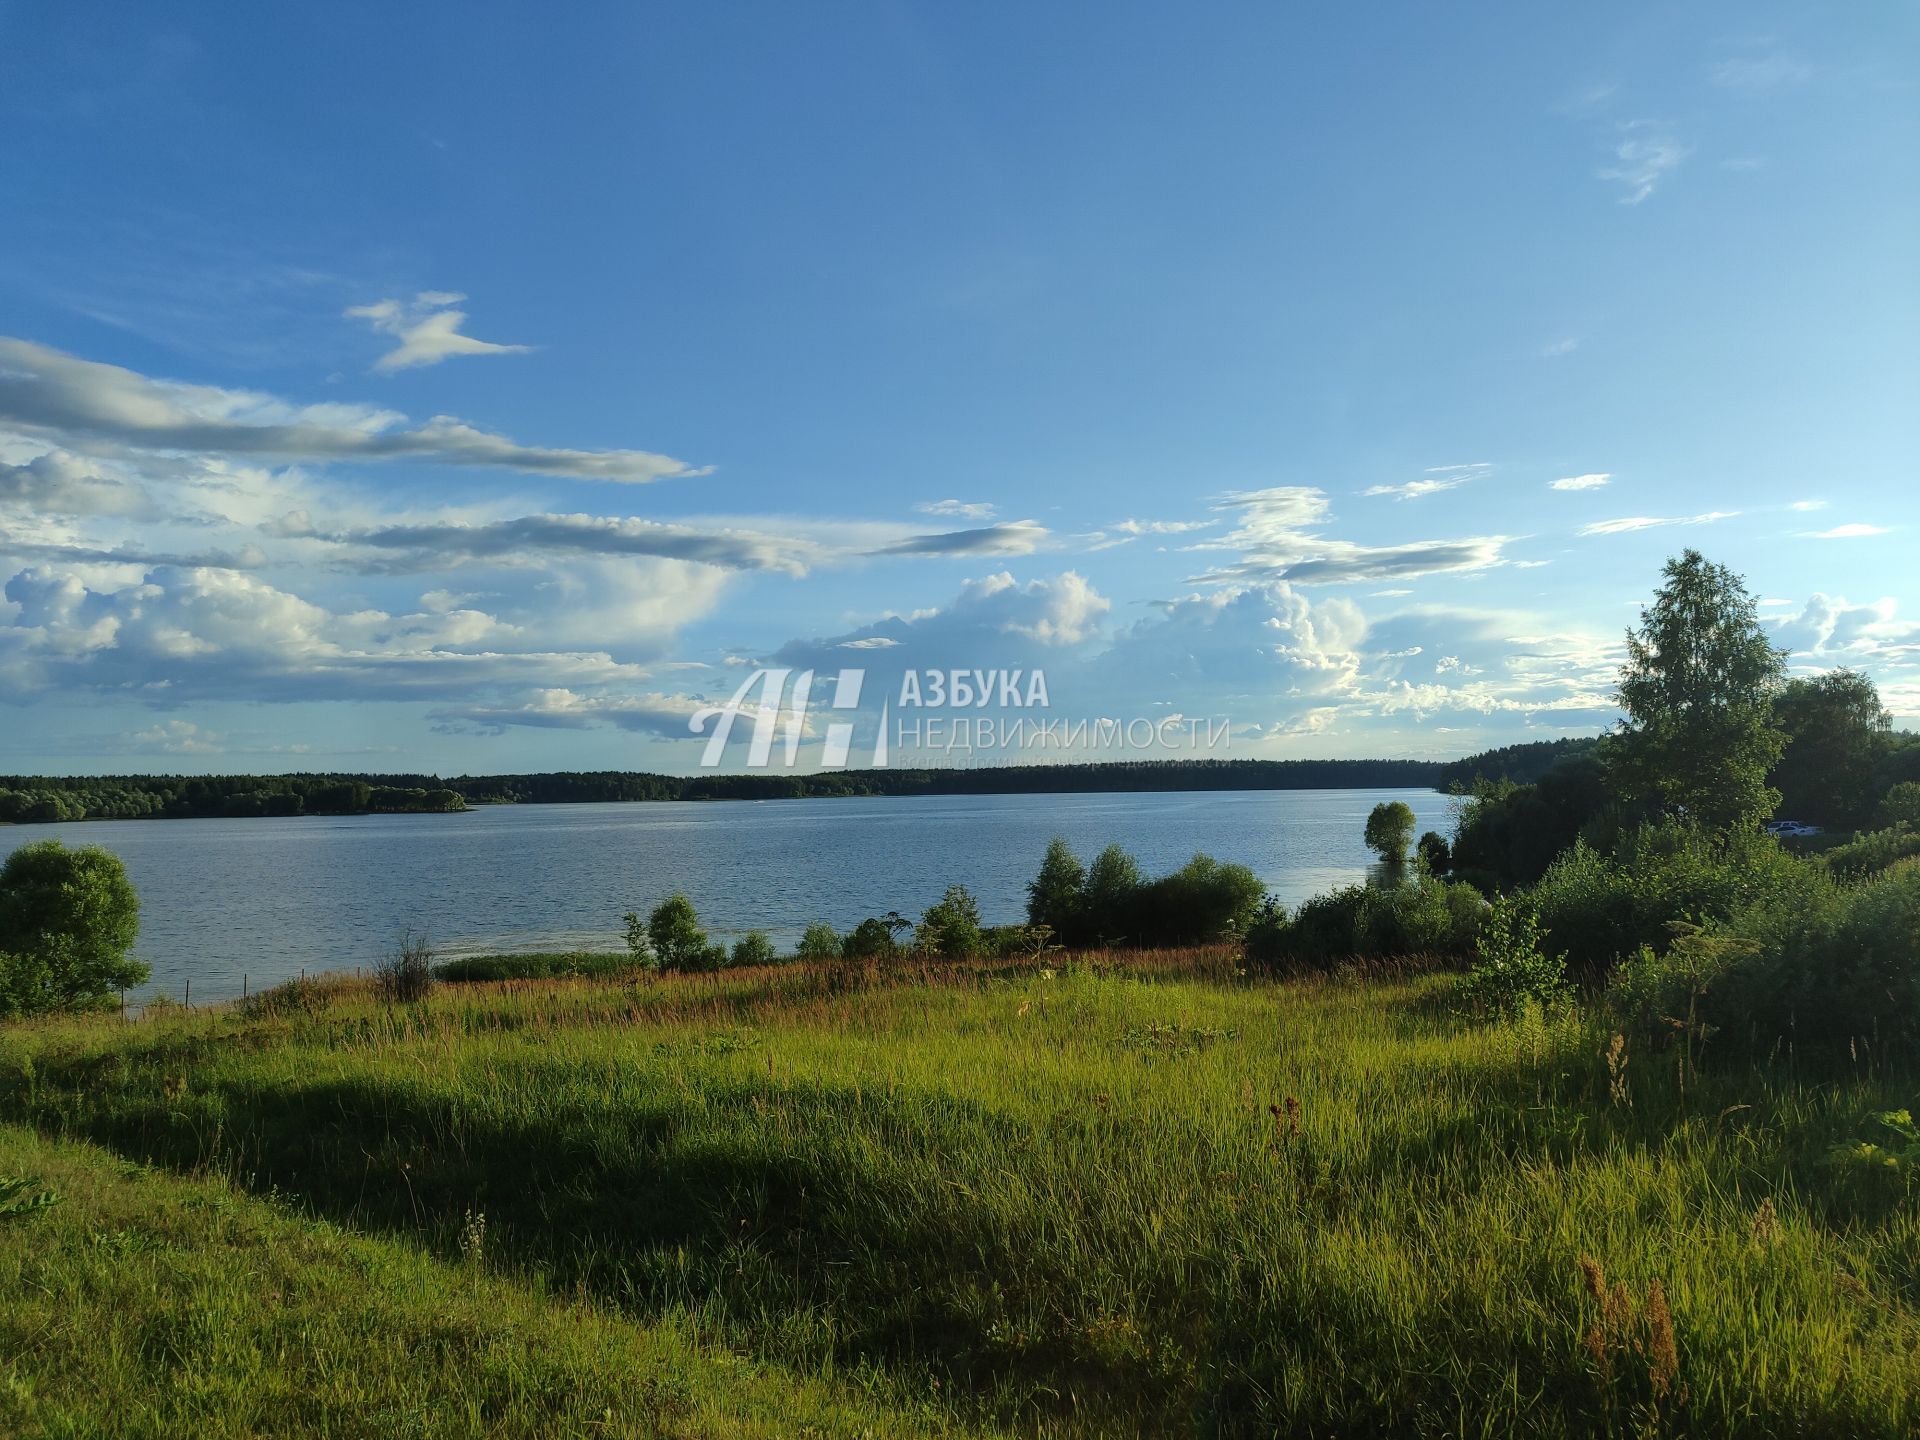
0,756 -> 1457,823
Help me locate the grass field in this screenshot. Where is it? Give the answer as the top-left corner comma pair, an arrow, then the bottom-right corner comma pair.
1,952 -> 1915,1436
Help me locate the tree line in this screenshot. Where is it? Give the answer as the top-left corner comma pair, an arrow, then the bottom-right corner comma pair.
1,757 -> 1469,825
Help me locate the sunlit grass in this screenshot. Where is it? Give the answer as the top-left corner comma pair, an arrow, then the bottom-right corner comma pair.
1,954 -> 1915,1435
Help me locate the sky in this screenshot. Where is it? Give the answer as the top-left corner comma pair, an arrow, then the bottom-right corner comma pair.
1,2 -> 1916,776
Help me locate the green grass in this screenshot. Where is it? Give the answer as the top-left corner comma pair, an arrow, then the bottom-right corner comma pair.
1,953 -> 1916,1436
432,950 -> 639,983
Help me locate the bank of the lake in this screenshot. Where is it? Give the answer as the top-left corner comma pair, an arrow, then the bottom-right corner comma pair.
0,787 -> 1454,1006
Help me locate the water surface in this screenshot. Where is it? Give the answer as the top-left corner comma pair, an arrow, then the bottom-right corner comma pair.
3,787 -> 1455,1004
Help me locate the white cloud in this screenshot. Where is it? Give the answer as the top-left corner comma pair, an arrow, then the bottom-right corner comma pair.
1188,487 -> 1511,585
1805,523 -> 1889,539
1789,499 -> 1828,511
1542,338 -> 1579,358
1550,473 -> 1611,491
0,337 -> 703,483
1363,475 -> 1475,501
1080,517 -> 1218,550
0,449 -> 156,518
871,520 -> 1050,558
915,499 -> 996,520
1598,122 -> 1687,204
1578,511 -> 1737,536
428,687 -> 716,739
346,292 -> 531,372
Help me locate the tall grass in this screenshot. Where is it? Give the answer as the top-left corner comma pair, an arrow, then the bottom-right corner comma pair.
0,955 -> 1915,1436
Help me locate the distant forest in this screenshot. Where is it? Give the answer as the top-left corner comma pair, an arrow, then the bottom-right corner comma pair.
0,753 -> 1546,824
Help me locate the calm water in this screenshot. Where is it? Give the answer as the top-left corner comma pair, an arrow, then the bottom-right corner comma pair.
3,788 -> 1454,1004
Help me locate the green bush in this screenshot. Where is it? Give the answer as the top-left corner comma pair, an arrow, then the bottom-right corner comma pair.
1525,825 -> 1805,979
1245,879 -> 1484,971
917,886 -> 984,960
0,840 -> 146,1017
795,922 -> 842,961
730,931 -> 778,968
1081,844 -> 1144,945
1454,898 -> 1568,1018
1609,859 -> 1920,1055
1416,831 -> 1451,873
1136,853 -> 1265,945
1817,826 -> 1920,882
842,914 -> 907,961
645,895 -> 726,973
1026,838 -> 1086,941
1880,782 -> 1920,829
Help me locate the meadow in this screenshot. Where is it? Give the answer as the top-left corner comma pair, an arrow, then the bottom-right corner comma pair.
1,952 -> 1914,1437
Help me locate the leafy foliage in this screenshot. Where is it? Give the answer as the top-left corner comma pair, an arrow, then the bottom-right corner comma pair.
645,894 -> 727,973
795,922 -> 842,961
1364,801 -> 1416,863
0,840 -> 146,1017
1245,878 -> 1484,970
917,885 -> 985,960
1454,899 -> 1568,1018
1607,549 -> 1788,830
1880,782 -> 1920,829
729,931 -> 778,968
1770,669 -> 1893,826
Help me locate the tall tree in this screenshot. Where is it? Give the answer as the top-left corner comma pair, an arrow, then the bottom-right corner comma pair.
1608,550 -> 1787,830
1770,669 -> 1892,825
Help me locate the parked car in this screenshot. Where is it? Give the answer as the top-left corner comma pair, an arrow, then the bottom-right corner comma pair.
1764,820 -> 1824,837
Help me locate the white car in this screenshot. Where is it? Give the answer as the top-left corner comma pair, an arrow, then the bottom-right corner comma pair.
1764,820 -> 1823,838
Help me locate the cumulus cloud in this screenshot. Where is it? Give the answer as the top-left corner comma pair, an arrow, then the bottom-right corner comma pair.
0,562 -> 684,705
1578,511 -> 1737,536
1187,487 -> 1511,586
1599,122 -> 1687,204
346,292 -> 532,372
0,449 -> 155,517
1550,473 -> 1611,492
0,337 -> 705,483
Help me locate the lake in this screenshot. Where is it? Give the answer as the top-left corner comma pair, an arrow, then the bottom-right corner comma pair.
2,787 -> 1456,1004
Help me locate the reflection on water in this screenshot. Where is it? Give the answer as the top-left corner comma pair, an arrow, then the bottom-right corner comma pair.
2,787 -> 1456,1004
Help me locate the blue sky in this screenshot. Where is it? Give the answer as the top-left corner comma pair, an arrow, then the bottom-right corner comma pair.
1,2 -> 1915,774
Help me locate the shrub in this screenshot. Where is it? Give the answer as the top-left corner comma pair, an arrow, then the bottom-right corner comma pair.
0,840 -> 146,1016
374,931 -> 434,1003
1817,826 -> 1920,882
1525,825 -> 1806,979
1081,845 -> 1144,945
730,931 -> 778,968
646,895 -> 726,973
1246,878 -> 1484,971
917,885 -> 984,960
622,910 -> 654,970
843,913 -> 908,961
795,922 -> 842,961
1454,899 -> 1568,1018
1026,838 -> 1086,942
1877,782 -> 1920,829
1417,831 -> 1451,873
1136,853 -> 1265,945
1609,859 -> 1920,1055
1364,802 -> 1416,864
